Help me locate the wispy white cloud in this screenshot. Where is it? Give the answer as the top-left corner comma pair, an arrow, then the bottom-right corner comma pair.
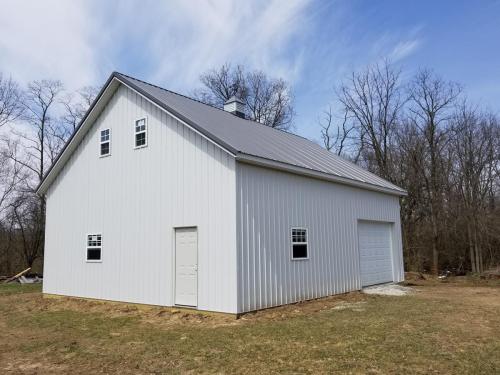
389,39 -> 421,62
370,24 -> 423,64
123,0 -> 313,90
0,0 -> 312,92
0,0 -> 100,89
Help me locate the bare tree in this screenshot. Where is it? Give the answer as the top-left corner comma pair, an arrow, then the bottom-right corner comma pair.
0,74 -> 24,127
451,102 -> 499,273
407,69 -> 461,275
9,193 -> 45,268
196,64 -> 246,107
0,141 -> 26,216
3,79 -> 64,269
0,141 -> 26,273
319,106 -> 356,157
245,71 -> 294,130
11,80 -> 64,185
0,74 -> 25,273
338,60 -> 404,180
395,119 -> 429,270
196,63 -> 294,130
61,85 -> 99,133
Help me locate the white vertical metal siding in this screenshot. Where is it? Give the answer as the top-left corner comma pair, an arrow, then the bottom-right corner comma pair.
236,163 -> 404,313
43,84 -> 238,313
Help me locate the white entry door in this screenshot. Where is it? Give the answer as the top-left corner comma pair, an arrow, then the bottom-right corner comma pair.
358,221 -> 394,287
175,227 -> 198,307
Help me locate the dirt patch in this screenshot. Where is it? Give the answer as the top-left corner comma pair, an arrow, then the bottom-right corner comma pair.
9,293 -> 238,328
238,292 -> 367,321
2,290 -> 370,329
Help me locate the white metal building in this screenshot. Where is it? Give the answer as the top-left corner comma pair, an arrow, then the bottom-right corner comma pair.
38,72 -> 406,314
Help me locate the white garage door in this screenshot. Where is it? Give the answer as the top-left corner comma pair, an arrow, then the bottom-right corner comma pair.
358,221 -> 393,287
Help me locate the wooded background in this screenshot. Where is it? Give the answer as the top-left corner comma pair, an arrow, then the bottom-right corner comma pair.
0,62 -> 498,276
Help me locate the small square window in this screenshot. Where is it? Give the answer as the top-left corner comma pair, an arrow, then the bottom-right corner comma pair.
291,228 -> 308,260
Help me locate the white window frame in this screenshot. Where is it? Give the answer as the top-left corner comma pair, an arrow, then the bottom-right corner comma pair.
100,128 -> 111,157
290,227 -> 309,260
86,233 -> 102,263
134,117 -> 148,149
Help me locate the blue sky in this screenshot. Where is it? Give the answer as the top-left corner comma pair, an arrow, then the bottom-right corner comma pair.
1,0 -> 499,141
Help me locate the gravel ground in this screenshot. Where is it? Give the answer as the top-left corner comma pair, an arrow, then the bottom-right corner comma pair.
362,283 -> 415,296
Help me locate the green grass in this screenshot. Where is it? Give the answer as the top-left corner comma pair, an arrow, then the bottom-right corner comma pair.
0,281 -> 499,374
0,282 -> 42,296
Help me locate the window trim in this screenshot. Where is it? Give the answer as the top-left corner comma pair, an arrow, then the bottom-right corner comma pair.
86,233 -> 103,263
134,117 -> 148,149
290,227 -> 309,260
99,128 -> 111,157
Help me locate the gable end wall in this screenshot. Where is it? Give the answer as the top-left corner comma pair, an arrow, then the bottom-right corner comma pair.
43,84 -> 237,313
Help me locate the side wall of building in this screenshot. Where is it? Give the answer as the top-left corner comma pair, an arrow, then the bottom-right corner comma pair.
236,163 -> 404,313
43,84 -> 238,313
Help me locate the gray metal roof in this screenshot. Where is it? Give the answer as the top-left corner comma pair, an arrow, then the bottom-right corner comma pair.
116,73 -> 405,195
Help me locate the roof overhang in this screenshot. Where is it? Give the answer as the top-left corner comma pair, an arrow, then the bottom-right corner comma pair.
236,153 -> 408,197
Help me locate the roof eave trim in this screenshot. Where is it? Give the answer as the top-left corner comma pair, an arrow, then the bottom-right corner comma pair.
236,153 -> 408,197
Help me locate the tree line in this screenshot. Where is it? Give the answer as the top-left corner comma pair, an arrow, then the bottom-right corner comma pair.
0,74 -> 98,274
0,62 -> 498,276
317,62 -> 499,274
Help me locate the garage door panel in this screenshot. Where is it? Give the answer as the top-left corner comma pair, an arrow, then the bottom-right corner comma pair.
358,221 -> 393,287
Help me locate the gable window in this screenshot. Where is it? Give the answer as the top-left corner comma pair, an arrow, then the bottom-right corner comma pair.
135,118 -> 147,148
100,129 -> 111,156
291,228 -> 308,260
86,234 -> 102,262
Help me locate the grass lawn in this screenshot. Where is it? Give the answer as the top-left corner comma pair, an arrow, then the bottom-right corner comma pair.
0,278 -> 499,374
